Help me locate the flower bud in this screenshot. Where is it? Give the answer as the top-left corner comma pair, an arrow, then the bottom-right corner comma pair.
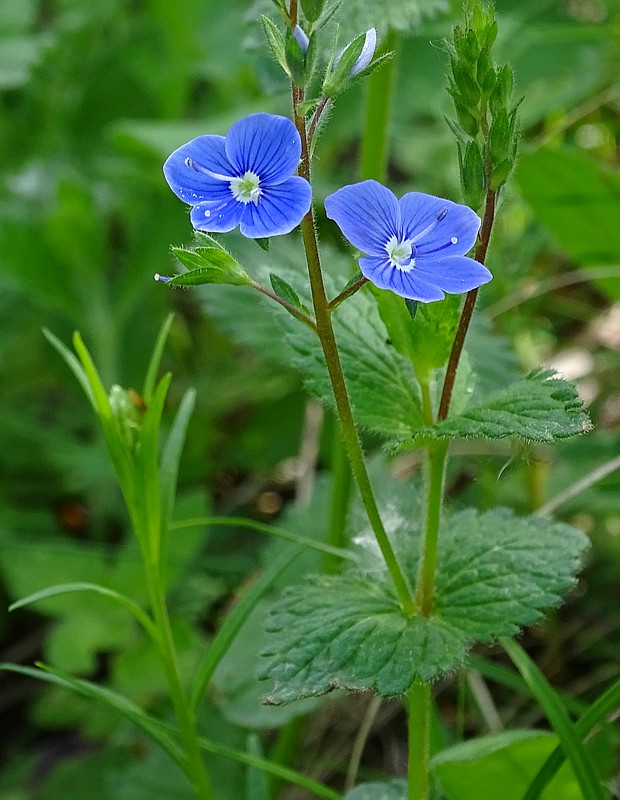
292,25 -> 309,54
323,28 -> 374,96
451,58 -> 480,106
454,99 -> 479,138
460,140 -> 486,210
490,157 -> 514,190
489,108 -> 510,163
300,0 -> 326,23
332,27 -> 377,77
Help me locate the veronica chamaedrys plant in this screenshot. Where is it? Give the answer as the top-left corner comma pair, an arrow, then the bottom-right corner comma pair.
163,112 -> 312,238
324,180 -> 492,301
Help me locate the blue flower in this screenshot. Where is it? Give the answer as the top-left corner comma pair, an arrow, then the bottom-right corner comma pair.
324,180 -> 492,302
163,113 -> 312,238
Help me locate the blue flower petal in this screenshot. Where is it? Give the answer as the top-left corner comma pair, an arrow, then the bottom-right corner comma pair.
190,197 -> 245,233
225,113 -> 302,186
415,255 -> 492,293
359,256 -> 446,302
163,135 -> 234,204
324,180 -> 400,256
399,192 -> 480,257
238,177 -> 312,238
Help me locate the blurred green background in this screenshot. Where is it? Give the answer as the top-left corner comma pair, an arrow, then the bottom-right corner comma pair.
0,0 -> 619,797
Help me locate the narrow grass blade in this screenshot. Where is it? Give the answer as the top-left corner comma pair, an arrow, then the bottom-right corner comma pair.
0,663 -> 186,771
170,516 -> 355,562
160,388 -> 196,542
501,638 -> 605,800
523,674 -> 620,800
190,546 -> 301,711
143,312 -> 174,403
246,733 -> 270,800
43,328 -> 94,408
8,582 -> 157,642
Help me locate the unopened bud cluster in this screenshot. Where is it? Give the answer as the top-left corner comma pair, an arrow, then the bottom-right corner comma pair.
262,0 -> 382,100
446,2 -> 519,209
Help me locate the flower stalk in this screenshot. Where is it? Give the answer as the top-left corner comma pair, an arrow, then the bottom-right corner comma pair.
438,186 -> 497,421
292,84 -> 415,616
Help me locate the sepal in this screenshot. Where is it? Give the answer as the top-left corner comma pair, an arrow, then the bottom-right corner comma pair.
161,243 -> 252,287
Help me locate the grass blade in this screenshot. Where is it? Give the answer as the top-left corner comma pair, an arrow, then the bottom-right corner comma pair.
143,312 -> 174,403
0,663 -> 186,772
501,638 -> 605,800
170,516 -> 356,562
8,582 -> 157,642
190,546 -> 301,711
523,674 -> 620,800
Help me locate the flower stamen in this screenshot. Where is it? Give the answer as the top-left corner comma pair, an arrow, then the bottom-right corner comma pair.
386,235 -> 415,271
229,171 -> 262,205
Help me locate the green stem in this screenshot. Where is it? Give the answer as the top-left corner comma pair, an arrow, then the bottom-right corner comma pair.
408,682 -> 431,800
438,187 -> 497,421
323,419 -> 354,574
293,84 -> 414,615
360,31 -> 399,181
144,560 -> 214,799
419,378 -> 434,427
251,279 -> 317,331
415,441 -> 449,616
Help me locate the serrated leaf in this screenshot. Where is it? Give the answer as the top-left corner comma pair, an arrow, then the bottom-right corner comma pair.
375,290 -> 462,381
168,246 -> 251,287
286,287 -> 425,437
405,370 -> 590,446
205,242 -> 424,437
260,508 -> 588,702
344,780 -> 407,799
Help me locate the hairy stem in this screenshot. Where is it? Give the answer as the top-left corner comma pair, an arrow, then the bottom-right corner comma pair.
408,682 -> 431,800
145,560 -> 214,799
438,188 -> 497,421
251,280 -> 317,331
292,84 -> 415,615
415,440 -> 449,616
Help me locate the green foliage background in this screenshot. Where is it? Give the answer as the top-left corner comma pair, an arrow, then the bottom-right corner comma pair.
0,0 -> 619,797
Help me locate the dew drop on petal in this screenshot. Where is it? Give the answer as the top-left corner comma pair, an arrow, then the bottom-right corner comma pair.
204,209 -> 211,217
451,236 -> 458,244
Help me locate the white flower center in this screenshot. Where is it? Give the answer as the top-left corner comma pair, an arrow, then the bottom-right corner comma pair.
229,171 -> 262,205
386,235 -> 415,271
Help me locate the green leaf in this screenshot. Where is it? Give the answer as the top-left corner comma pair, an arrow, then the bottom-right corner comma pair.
260,508 -> 588,701
269,273 -> 305,312
286,287 -> 425,437
344,780 -> 407,799
143,312 -> 174,404
204,241 -> 424,438
0,663 -> 186,772
9,582 -> 157,642
516,148 -> 620,299
245,734 -> 269,800
167,246 -> 252,287
405,370 -> 590,446
260,15 -> 290,77
524,674 -> 620,800
190,547 -> 303,713
160,388 -> 196,534
375,291 -> 462,381
43,328 -> 94,409
433,730 -> 583,800
501,639 -> 606,800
